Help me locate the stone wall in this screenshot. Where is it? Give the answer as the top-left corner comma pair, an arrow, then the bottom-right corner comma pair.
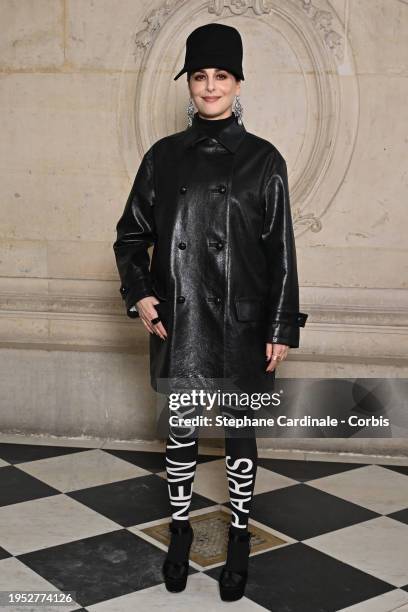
0,0 -> 407,453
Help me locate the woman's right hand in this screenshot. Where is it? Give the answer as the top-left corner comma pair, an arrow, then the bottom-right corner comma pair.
136,296 -> 167,340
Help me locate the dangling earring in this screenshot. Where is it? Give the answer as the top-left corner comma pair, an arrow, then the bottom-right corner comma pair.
187,98 -> 195,127
233,95 -> 243,125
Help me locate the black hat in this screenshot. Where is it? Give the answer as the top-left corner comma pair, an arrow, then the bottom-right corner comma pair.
174,23 -> 244,81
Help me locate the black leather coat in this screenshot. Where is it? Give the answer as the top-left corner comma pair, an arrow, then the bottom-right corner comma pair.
113,114 -> 308,394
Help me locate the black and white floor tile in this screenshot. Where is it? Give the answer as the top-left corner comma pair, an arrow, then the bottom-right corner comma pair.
0,440 -> 408,611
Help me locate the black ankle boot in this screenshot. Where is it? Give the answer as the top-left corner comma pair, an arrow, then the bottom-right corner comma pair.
162,522 -> 194,592
219,526 -> 252,601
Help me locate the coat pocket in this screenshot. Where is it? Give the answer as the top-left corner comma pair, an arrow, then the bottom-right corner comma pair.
234,298 -> 265,321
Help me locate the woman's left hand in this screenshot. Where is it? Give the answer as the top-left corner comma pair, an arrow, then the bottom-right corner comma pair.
265,343 -> 289,372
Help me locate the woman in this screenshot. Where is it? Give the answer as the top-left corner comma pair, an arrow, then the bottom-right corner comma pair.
113,23 -> 307,602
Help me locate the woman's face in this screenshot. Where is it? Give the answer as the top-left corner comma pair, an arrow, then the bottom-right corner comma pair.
188,67 -> 241,119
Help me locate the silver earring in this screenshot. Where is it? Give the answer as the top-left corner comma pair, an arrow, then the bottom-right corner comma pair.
233,95 -> 243,125
187,98 -> 195,127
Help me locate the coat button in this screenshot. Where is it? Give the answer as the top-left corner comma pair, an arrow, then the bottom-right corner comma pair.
215,241 -> 224,250
180,185 -> 187,194
178,241 -> 187,249
177,296 -> 185,303
214,296 -> 222,304
218,185 -> 226,194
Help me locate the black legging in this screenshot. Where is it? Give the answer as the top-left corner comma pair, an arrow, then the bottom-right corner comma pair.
165,398 -> 258,531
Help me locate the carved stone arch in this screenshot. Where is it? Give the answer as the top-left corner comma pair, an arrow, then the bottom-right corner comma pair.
117,0 -> 359,236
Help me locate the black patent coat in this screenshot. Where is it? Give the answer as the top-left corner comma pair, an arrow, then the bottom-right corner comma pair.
113,114 -> 308,394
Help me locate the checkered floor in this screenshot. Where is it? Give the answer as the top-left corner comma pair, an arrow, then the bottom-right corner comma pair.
1,441 -> 408,611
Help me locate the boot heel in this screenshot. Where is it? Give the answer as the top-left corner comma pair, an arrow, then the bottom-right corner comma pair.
219,527 -> 252,601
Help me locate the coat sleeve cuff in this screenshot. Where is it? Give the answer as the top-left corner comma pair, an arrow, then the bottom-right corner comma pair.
119,283 -> 154,318
266,311 -> 308,348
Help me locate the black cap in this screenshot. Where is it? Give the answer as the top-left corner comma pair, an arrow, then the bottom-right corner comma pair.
174,23 -> 244,81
